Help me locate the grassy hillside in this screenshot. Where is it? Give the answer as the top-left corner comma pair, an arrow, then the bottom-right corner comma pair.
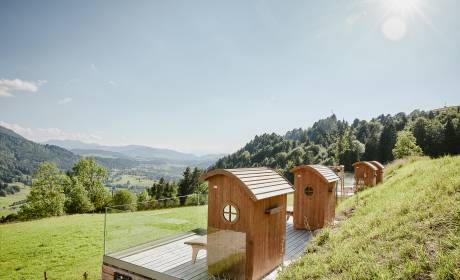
0,205 -> 207,280
0,183 -> 29,216
279,156 -> 460,279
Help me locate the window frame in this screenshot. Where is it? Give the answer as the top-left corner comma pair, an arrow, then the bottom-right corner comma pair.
222,202 -> 239,224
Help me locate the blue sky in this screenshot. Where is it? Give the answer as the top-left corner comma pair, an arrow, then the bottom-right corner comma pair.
0,0 -> 459,154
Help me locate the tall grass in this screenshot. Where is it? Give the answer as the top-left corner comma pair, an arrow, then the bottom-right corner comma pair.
278,156 -> 460,280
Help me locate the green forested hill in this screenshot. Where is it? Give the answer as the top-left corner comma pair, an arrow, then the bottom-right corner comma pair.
214,106 -> 460,179
279,156 -> 460,279
0,126 -> 79,183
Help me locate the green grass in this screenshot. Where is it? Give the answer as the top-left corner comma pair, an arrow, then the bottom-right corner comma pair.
279,156 -> 460,280
0,205 -> 207,280
0,183 -> 30,216
110,174 -> 156,188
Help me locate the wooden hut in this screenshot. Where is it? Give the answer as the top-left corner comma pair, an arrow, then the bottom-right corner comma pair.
369,161 -> 384,184
290,165 -> 339,230
352,161 -> 377,187
201,167 -> 294,280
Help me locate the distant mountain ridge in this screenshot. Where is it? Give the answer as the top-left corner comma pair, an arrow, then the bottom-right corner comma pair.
43,139 -> 225,161
0,126 -> 79,183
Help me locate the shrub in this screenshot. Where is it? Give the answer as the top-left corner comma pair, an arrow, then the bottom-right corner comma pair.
112,189 -> 136,211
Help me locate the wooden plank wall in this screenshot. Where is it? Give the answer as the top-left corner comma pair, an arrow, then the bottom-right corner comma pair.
293,168 -> 335,230
354,163 -> 377,187
207,175 -> 286,280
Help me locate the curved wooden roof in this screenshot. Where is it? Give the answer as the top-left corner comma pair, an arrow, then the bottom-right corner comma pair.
200,167 -> 294,201
368,161 -> 384,170
352,161 -> 378,171
290,165 -> 340,183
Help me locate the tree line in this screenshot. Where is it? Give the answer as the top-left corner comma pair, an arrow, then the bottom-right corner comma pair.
214,106 -> 460,181
1,158 -> 207,222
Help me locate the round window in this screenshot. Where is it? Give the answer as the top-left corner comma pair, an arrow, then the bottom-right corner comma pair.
304,186 -> 314,196
223,203 -> 239,223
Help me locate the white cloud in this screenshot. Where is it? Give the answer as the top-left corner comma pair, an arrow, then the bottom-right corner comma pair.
0,79 -> 47,97
0,121 -> 102,143
58,97 -> 72,104
107,80 -> 117,86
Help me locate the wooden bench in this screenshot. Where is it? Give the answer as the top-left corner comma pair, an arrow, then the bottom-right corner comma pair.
286,206 -> 294,221
184,235 -> 207,264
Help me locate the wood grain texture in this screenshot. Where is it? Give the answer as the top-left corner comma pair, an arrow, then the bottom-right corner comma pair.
368,161 -> 384,184
353,161 -> 377,187
206,171 -> 288,280
201,168 -> 294,201
292,166 -> 337,230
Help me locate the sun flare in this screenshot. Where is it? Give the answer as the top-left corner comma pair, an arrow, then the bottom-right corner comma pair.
385,0 -> 421,17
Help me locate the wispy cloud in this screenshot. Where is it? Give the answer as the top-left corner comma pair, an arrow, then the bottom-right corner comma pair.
0,78 -> 47,97
58,97 -> 72,104
107,80 -> 117,87
0,121 -> 102,143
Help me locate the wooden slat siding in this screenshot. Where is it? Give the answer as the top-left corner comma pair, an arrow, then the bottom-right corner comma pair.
255,189 -> 293,200
368,161 -> 384,184
245,179 -> 289,189
205,171 -> 288,280
233,170 -> 279,178
207,175 -> 251,278
201,167 -> 294,201
353,161 -> 377,187
292,166 -> 336,230
251,184 -> 294,194
239,174 -> 287,183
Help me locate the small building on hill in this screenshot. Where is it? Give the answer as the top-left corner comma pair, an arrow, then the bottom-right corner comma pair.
290,165 -> 339,230
352,161 -> 378,188
201,167 -> 295,280
369,161 -> 384,184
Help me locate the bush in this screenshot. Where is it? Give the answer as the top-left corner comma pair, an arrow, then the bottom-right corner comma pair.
185,194 -> 207,206
112,189 -> 136,211
0,213 -> 19,223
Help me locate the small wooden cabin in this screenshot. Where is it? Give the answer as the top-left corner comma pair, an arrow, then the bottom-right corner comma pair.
201,167 -> 294,280
352,161 -> 378,187
290,165 -> 339,230
369,161 -> 384,184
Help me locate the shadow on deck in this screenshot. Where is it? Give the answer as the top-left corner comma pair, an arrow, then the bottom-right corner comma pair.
103,219 -> 311,280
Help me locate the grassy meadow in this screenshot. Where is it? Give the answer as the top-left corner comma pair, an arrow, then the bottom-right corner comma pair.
279,156 -> 460,279
0,183 -> 30,216
109,174 -> 156,188
0,205 -> 207,280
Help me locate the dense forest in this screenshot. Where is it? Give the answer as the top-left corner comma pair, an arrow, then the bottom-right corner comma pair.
214,106 -> 460,180
0,126 -> 79,184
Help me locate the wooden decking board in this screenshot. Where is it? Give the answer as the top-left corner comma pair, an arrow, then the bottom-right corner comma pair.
124,235 -> 199,264
105,220 -> 310,280
167,257 -> 207,279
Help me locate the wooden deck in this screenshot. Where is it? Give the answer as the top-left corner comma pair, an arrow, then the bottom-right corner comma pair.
103,219 -> 311,280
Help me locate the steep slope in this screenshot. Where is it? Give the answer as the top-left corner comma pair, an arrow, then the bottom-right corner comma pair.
278,156 -> 460,279
0,126 -> 79,182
